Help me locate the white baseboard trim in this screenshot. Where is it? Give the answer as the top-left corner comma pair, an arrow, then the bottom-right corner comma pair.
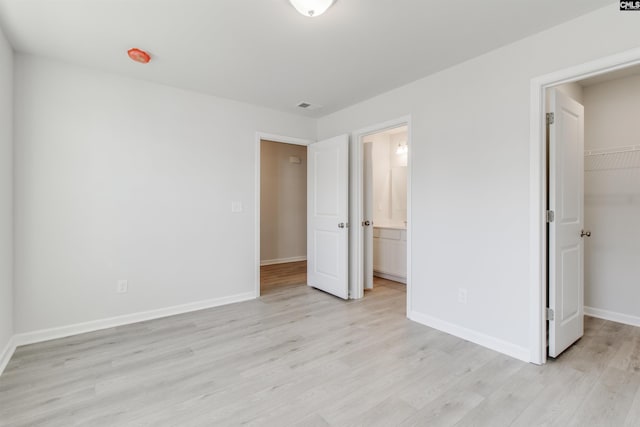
585,306 -> 640,328
408,310 -> 530,363
12,291 -> 257,348
0,336 -> 17,376
373,271 -> 406,284
260,256 -> 306,266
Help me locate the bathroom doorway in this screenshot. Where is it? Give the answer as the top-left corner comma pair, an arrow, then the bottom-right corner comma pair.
363,126 -> 408,287
352,118 -> 411,307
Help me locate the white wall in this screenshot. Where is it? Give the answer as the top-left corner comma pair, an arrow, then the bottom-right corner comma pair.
366,131 -> 408,227
260,140 -> 307,264
584,75 -> 640,150
583,74 -> 640,322
389,132 -> 408,223
317,4 -> 640,361
0,24 -> 13,358
555,81 -> 585,105
390,132 -> 408,168
13,54 -> 315,334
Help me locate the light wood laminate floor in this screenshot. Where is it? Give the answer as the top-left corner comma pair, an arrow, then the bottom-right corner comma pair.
2,268 -> 640,426
260,260 -> 307,294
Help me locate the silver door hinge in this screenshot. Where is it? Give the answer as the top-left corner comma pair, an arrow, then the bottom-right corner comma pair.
546,113 -> 554,125
546,210 -> 555,223
546,308 -> 555,321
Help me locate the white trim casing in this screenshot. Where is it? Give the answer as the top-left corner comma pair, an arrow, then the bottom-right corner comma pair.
0,336 -> 17,376
373,271 -> 406,284
409,310 -> 530,363
260,256 -> 307,266
529,47 -> 640,365
254,132 -> 314,298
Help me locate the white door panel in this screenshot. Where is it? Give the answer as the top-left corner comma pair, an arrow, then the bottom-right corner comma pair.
308,134 -> 349,300
314,231 -> 339,277
549,89 -> 585,358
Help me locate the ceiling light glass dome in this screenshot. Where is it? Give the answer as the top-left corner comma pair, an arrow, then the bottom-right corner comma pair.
289,0 -> 336,17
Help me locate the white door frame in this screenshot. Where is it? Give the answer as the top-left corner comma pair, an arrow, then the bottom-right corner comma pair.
528,47 -> 640,365
254,132 -> 315,298
351,116 -> 412,312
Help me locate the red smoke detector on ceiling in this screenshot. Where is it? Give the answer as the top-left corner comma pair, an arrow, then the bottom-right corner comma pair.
127,48 -> 151,64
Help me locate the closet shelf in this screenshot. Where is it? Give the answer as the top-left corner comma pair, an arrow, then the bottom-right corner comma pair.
585,145 -> 640,171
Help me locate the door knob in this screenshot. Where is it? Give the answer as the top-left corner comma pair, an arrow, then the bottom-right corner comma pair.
362,220 -> 371,226
580,230 -> 591,238
338,222 -> 345,229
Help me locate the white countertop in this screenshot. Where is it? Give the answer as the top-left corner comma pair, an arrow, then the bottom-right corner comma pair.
373,223 -> 407,230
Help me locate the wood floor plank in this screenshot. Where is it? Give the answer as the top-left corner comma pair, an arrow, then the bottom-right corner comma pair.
568,366 -> 640,427
509,366 -> 597,427
624,384 -> 640,427
400,388 -> 485,427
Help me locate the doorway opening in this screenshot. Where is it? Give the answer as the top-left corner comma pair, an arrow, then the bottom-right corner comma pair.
362,126 -> 408,289
255,134 -> 312,297
352,117 -> 412,310
530,48 -> 640,364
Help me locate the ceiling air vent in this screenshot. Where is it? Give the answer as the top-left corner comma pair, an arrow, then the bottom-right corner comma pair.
296,102 -> 323,111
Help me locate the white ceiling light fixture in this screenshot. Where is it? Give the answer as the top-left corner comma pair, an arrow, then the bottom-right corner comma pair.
289,0 -> 336,17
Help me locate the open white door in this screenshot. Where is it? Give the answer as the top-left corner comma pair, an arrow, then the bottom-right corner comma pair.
307,134 -> 349,299
363,142 -> 374,290
548,89 -> 585,358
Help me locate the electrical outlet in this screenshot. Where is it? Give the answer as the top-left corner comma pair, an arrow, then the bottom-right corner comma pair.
231,201 -> 243,213
458,288 -> 467,304
117,280 -> 128,294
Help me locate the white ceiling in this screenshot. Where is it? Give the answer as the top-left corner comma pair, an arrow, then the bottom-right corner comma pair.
0,0 -> 614,117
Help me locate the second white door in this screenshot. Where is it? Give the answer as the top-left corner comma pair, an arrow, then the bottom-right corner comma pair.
363,142 -> 374,290
307,134 -> 350,299
548,88 -> 585,358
